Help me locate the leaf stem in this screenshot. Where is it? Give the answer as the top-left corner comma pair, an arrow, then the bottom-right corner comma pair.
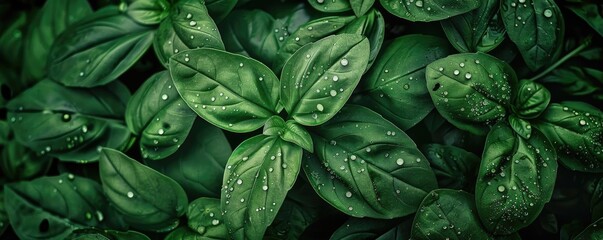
528,36 -> 592,82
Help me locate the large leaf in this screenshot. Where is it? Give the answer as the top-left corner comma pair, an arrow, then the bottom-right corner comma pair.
280,34 -> 370,126
125,71 -> 196,160
440,0 -> 506,53
170,48 -> 280,133
355,34 -> 454,130
305,105 -> 438,218
411,189 -> 491,239
99,148 -> 188,231
48,6 -> 154,87
6,80 -> 131,163
125,0 -> 170,25
153,0 -> 224,66
4,174 -> 124,240
500,0 -> 564,71
379,0 -> 480,22
534,102 -> 603,172
425,52 -> 517,136
21,0 -> 92,85
221,135 -> 302,239
421,144 -> 480,190
146,120 -> 231,199
475,122 -> 558,234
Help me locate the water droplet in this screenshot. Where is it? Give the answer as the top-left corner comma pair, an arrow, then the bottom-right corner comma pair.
67,174 -> 75,180
396,158 -> 404,166
237,179 -> 243,185
465,73 -> 472,79
158,129 -> 165,135
79,72 -> 84,77
212,219 -> 220,225
240,198 -> 245,203
239,63 -> 244,67
330,90 -> 337,97
345,191 -> 352,198
127,191 -> 134,198
96,211 -> 104,221
580,120 -> 587,126
82,126 -> 88,133
453,70 -> 460,76
189,21 -> 197,26
340,58 -> 349,66
543,9 -> 553,18
186,13 -> 192,19
350,155 -> 357,160
332,76 -> 339,81
262,185 -> 268,191
497,185 -> 505,192
316,104 -> 324,112
161,94 -> 168,100
415,0 -> 423,7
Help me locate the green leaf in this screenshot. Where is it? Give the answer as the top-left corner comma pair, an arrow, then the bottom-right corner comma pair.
475,122 -> 558,234
512,80 -> 551,119
4,174 -> 123,240
6,80 -> 131,163
125,0 -> 170,25
205,0 -> 238,23
376,218 -> 413,240
350,0 -> 375,16
305,105 -> 438,218
500,0 -> 564,71
68,229 -> 150,240
170,48 -> 280,133
125,71 -> 196,160
1,140 -> 52,181
280,34 -> 369,126
541,66 -> 603,101
567,3 -> 603,37
574,217 -> 603,240
186,198 -> 228,239
221,135 -> 303,239
330,217 -> 402,240
99,148 -> 188,231
263,116 -> 313,152
21,0 -> 92,85
440,0 -> 506,53
379,0 -> 480,22
534,102 -> 603,172
411,189 -> 491,239
48,6 -> 154,87
508,114 -> 532,139
355,34 -> 454,130
154,0 -> 224,67
165,227 -> 202,239
263,115 -> 287,136
145,120 -> 231,199
421,144 -> 480,190
425,52 -> 517,136
308,0 -> 352,13
0,12 -> 27,71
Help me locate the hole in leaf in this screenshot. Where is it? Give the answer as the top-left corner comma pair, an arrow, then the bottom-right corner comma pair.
39,219 -> 49,233
163,123 -> 171,129
432,83 -> 441,91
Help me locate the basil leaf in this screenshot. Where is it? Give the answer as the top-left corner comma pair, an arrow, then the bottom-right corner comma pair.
48,6 -> 154,87
305,105 -> 438,218
0,190 -> 9,236
534,102 -> 603,172
4,174 -> 123,240
221,135 -> 302,239
280,34 -> 370,126
411,189 -> 491,239
508,114 -> 532,139
567,3 -> 603,37
350,0 -> 375,16
512,80 -> 551,119
186,198 -> 228,238
146,120 -> 231,199
355,34 -> 454,130
99,148 -> 188,231
205,0 -> 238,23
440,0 -> 506,53
263,116 -> 314,152
379,0 -> 480,22
68,229 -> 150,240
476,122 -> 558,234
170,48 -> 281,133
574,217 -> 603,240
500,0 -> 564,71
541,66 -> 603,101
154,0 -> 224,66
308,0 -> 351,13
1,140 -> 52,181
21,0 -> 92,85
125,0 -> 170,25
125,71 -> 196,160
421,144 -> 480,190
331,217 -> 401,240
6,80 -> 131,163
426,52 -> 517,136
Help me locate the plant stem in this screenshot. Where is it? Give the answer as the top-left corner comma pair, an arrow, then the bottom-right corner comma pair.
528,37 -> 592,82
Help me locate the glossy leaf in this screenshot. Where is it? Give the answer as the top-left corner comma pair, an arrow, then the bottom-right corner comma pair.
355,34 -> 454,130
21,0 -> 92,85
330,217 -> 401,240
426,52 -> 517,136
6,80 -> 131,163
512,80 -> 551,119
574,217 -> 603,240
411,189 -> 491,239
350,0 -> 374,16
221,135 -> 302,239
145,120 -> 231,199
305,105 -> 438,218
476,123 -> 558,234
170,48 -> 280,133
500,0 -> 564,71
379,0 -> 480,22
153,0 -> 224,66
421,144 -> 480,190
534,102 -> 603,172
308,0 -> 351,13
125,71 -> 196,160
4,174 -> 124,240
99,148 -> 188,231
263,116 -> 313,152
186,198 -> 228,239
205,0 -> 238,23
508,114 -> 532,139
280,34 -> 370,126
567,3 -> 603,37
440,0 -> 506,53
48,6 -> 154,87
1,140 -> 52,181
125,0 -> 170,25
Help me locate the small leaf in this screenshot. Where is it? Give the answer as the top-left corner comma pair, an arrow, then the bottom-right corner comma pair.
170,48 -> 280,133
350,0 -> 375,16
476,122 -> 557,234
280,34 -> 370,126
308,0 -> 352,13
99,148 -> 188,231
281,121 -> 314,153
513,80 -> 551,119
421,144 -> 480,190
221,135 -> 302,239
125,0 -> 170,25
186,198 -> 228,238
263,115 -> 287,136
48,6 -> 154,87
508,114 -> 532,139
425,52 -> 517,136
379,0 -> 480,22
